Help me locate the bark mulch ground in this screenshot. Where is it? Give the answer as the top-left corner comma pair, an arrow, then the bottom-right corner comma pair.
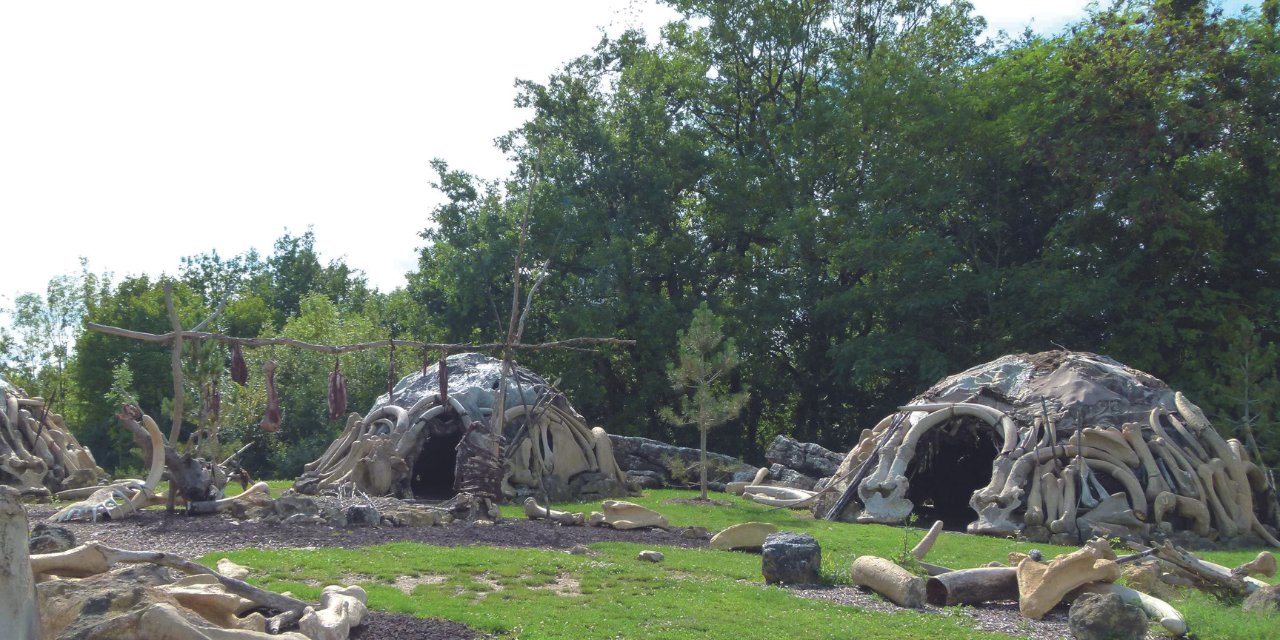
349,611 -> 491,640
791,585 -> 1075,640
24,505 -> 709,558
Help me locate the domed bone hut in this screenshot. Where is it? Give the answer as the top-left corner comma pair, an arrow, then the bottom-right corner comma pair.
295,352 -> 629,501
1,375 -> 105,499
813,351 -> 1280,546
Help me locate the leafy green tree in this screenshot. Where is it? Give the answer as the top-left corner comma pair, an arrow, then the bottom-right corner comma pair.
661,303 -> 749,499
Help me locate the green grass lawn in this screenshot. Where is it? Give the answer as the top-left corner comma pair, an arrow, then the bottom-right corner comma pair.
199,489 -> 1280,640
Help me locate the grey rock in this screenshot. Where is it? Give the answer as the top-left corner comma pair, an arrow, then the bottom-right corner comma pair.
681,526 -> 709,539
29,522 -> 75,554
761,532 -> 822,585
1075,519 -> 1144,545
1068,592 -> 1147,640
1224,535 -> 1267,550
637,550 -> 664,562
542,476 -> 573,504
1021,525 -> 1051,544
765,435 -> 844,478
283,513 -> 325,525
707,481 -> 727,493
273,495 -> 320,519
609,435 -> 756,483
1153,528 -> 1217,552
1243,583 -> 1280,615
625,470 -> 664,490
768,464 -> 817,491
567,544 -> 588,556
346,505 -> 381,527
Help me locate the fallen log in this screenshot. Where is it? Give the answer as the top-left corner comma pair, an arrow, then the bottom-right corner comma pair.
925,567 -> 1018,606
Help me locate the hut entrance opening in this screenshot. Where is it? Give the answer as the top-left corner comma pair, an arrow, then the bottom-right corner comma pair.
905,419 -> 999,531
411,430 -> 463,500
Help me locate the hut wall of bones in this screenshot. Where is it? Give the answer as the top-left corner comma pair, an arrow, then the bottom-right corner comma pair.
813,351 -> 1280,546
1,375 -> 105,499
295,353 -> 631,502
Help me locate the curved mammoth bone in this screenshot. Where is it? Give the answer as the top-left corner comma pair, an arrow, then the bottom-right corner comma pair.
52,408 -> 164,522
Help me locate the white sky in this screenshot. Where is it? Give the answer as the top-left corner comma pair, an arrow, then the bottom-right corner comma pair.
0,0 -> 1253,308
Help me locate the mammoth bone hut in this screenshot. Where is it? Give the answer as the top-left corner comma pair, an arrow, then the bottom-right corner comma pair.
812,351 -> 1280,547
1,374 -> 106,500
295,352 -> 631,504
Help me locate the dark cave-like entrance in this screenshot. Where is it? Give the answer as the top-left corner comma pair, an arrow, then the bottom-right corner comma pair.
411,430 -> 463,500
905,421 -> 1000,531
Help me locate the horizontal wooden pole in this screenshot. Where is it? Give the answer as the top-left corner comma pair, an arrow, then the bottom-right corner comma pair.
85,323 -> 634,354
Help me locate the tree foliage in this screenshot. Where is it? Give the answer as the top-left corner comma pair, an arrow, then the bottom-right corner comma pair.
6,0 -> 1280,478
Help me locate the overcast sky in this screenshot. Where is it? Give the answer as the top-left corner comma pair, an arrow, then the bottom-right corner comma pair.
0,1 -> 1256,310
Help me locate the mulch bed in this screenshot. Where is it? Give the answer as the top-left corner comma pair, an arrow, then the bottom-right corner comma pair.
350,612 -> 491,640
792,585 -> 1076,640
23,505 -> 709,558
661,497 -> 734,507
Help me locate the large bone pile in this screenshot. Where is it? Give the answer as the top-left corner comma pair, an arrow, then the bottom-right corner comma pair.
2,486 -> 366,640
814,351 -> 1280,546
1,376 -> 105,499
295,352 -> 630,502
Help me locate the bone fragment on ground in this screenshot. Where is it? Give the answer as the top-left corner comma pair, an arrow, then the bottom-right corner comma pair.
523,498 -> 585,525
709,522 -> 780,551
910,520 -> 945,560
298,585 -> 368,640
217,559 -> 252,581
850,556 -> 926,608
1231,552 -> 1277,579
1016,542 -> 1121,619
752,466 -> 770,485
586,500 -> 668,529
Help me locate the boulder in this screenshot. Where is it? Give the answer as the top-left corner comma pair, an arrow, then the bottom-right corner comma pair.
568,545 -> 588,555
765,435 -> 844,478
768,464 -> 817,491
1243,583 -> 1280,615
29,522 -> 76,554
710,522 -> 779,551
1068,592 -> 1148,640
587,501 -> 668,530
625,470 -> 664,490
345,505 -> 381,527
382,506 -> 447,527
762,532 -> 821,585
609,435 -> 757,484
637,550 -> 664,562
273,494 -> 320,519
681,526 -> 710,539
283,513 -> 325,525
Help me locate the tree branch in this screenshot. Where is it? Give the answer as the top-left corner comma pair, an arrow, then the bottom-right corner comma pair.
84,323 -> 633,353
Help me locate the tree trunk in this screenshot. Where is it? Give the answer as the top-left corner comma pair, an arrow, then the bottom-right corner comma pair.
700,423 -> 708,500
0,486 -> 39,640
